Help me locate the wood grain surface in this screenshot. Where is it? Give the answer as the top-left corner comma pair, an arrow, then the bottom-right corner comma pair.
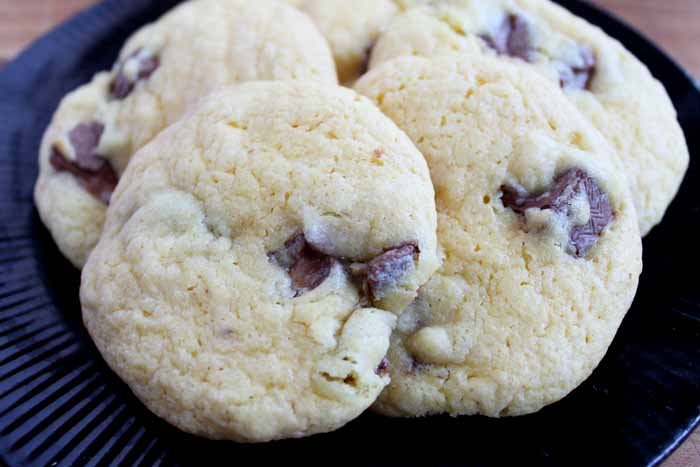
0,1 -> 697,466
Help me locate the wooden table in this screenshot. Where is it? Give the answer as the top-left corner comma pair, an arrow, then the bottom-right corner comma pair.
0,1 -> 698,466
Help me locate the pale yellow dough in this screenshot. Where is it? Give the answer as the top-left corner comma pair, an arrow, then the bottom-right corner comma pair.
35,0 -> 336,268
355,55 -> 643,418
81,81 -> 440,441
370,0 -> 689,235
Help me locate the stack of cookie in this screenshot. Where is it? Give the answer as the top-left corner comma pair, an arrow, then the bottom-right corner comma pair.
34,0 -> 688,443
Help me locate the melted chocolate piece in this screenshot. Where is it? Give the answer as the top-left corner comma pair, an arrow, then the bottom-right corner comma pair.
68,122 -> 106,171
501,168 -> 613,257
352,243 -> 419,302
560,45 -> 596,91
110,75 -> 134,101
270,233 -> 332,296
110,48 -> 160,100
502,169 -> 581,215
271,234 -> 420,300
49,122 -> 118,204
289,253 -> 333,294
481,14 -> 533,61
569,174 -> 613,257
375,357 -> 390,376
271,233 -> 307,270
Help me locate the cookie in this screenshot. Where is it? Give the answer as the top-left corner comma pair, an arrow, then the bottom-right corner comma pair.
369,0 -> 689,236
35,0 -> 337,268
80,81 -> 440,441
355,55 -> 642,417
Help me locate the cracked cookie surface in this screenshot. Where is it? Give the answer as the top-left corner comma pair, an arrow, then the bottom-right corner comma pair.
80,81 -> 439,441
35,0 -> 336,268
355,55 -> 642,418
369,0 -> 689,235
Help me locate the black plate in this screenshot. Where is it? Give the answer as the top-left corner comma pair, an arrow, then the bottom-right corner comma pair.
0,1 -> 698,466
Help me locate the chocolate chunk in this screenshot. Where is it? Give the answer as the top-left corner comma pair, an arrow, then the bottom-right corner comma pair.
481,14 -> 533,61
560,46 -> 596,91
568,174 -> 613,257
110,75 -> 133,101
270,233 -> 332,296
270,233 -> 307,270
501,169 -> 582,215
375,357 -> 390,376
50,122 -> 118,204
351,243 -> 419,302
138,55 -> 160,78
110,48 -> 160,100
271,235 -> 420,299
68,122 -> 105,170
501,168 -> 613,257
289,253 -> 333,294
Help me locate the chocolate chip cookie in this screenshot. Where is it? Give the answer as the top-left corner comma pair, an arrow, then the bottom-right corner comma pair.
35,0 -> 337,267
369,0 -> 689,236
80,81 -> 439,441
355,55 -> 642,418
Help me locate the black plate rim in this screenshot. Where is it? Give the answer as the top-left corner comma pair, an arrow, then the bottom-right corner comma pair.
557,5 -> 700,466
